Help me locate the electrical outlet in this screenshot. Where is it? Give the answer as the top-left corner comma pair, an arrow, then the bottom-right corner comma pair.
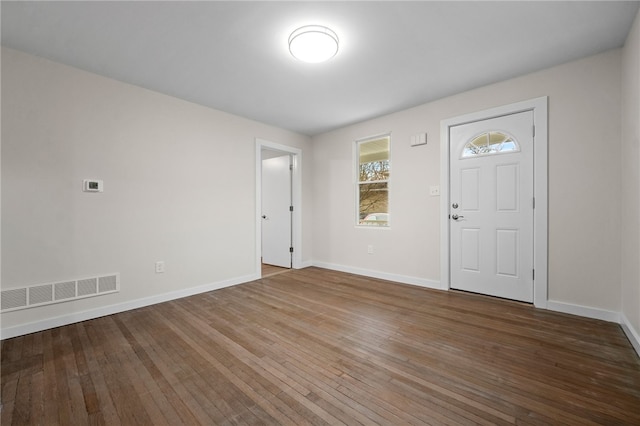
155,261 -> 165,273
367,245 -> 374,254
429,185 -> 440,196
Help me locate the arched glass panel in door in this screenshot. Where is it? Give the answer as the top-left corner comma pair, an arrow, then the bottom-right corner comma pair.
461,131 -> 519,158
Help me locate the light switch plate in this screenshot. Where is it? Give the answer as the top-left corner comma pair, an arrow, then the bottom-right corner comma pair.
411,133 -> 428,147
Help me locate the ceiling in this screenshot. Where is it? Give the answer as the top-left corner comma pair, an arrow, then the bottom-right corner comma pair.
2,1 -> 639,136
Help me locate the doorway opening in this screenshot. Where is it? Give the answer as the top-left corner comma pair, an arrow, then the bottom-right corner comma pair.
440,97 -> 548,308
255,139 -> 302,278
261,263 -> 291,278
261,151 -> 292,270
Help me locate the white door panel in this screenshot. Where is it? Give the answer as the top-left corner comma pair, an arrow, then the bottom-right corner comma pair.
461,168 -> 480,210
450,111 -> 534,302
496,164 -> 519,211
496,229 -> 518,276
460,228 -> 480,271
261,155 -> 291,268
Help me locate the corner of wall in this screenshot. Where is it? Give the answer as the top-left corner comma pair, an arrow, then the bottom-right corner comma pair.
620,6 -> 640,357
621,313 -> 640,358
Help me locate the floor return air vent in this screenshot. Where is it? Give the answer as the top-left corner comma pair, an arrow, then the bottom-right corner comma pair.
1,274 -> 119,312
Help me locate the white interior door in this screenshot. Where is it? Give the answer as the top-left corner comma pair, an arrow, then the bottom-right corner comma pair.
261,154 -> 292,268
449,111 -> 534,302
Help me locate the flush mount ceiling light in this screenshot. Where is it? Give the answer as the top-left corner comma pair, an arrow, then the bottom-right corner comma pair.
288,25 -> 339,63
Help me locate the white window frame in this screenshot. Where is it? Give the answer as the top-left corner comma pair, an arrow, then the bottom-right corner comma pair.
355,133 -> 391,228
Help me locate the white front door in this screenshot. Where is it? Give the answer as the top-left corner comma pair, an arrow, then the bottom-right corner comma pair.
449,111 -> 534,302
261,154 -> 292,268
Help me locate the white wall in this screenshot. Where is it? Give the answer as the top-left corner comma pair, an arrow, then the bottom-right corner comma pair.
621,9 -> 640,349
312,48 -> 623,314
2,40 -> 634,341
1,47 -> 312,336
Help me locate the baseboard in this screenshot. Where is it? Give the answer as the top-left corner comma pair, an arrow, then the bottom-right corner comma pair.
312,261 -> 444,290
297,260 -> 314,269
620,313 -> 640,358
0,272 -> 259,340
546,300 -> 620,323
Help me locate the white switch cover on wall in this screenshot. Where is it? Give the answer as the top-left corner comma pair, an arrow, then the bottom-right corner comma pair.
430,186 -> 440,196
410,133 -> 427,146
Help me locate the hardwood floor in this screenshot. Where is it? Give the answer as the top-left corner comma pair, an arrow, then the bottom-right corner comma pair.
2,267 -> 639,425
261,263 -> 291,278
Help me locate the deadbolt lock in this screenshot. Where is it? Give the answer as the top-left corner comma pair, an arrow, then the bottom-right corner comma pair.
452,203 -> 458,209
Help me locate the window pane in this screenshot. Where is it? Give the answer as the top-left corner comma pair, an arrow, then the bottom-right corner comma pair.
462,131 -> 519,158
357,135 -> 390,227
359,137 -> 389,167
359,159 -> 389,182
359,182 -> 388,226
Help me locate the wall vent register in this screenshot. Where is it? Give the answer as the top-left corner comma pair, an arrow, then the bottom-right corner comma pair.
1,274 -> 119,312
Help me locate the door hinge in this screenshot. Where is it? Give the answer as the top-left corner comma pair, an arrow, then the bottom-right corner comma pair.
532,197 -> 535,209
532,125 -> 536,137
289,164 -> 293,171
532,269 -> 535,280
289,247 -> 294,253
289,205 -> 294,212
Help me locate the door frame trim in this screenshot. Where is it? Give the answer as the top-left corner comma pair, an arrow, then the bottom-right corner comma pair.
256,139 -> 303,274
439,97 -> 548,307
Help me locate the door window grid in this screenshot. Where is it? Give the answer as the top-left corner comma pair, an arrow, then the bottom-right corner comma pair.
461,131 -> 519,158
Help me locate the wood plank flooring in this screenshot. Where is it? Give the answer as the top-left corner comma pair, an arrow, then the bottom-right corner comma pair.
2,267 -> 639,425
261,263 -> 291,278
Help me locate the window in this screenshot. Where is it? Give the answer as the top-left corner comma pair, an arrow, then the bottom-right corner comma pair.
356,135 -> 390,227
462,131 -> 519,158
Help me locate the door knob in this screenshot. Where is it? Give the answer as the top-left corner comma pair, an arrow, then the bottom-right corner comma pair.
452,214 -> 464,220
